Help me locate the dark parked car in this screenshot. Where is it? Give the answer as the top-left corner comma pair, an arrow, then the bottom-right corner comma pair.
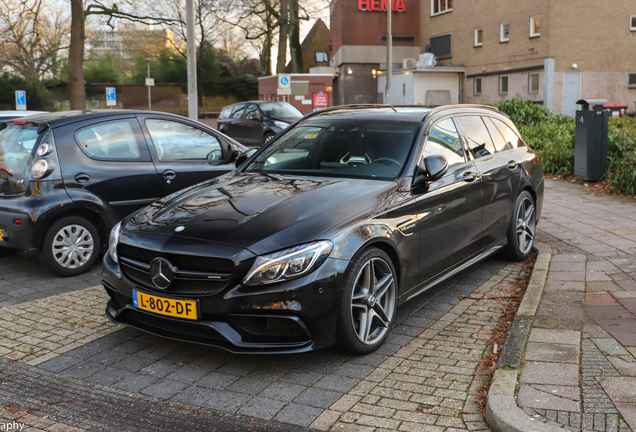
102,104 -> 544,355
218,101 -> 302,147
0,110 -> 247,276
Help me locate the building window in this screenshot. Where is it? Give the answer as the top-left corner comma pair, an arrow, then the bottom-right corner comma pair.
528,73 -> 539,93
430,33 -> 452,59
474,78 -> 482,95
629,73 -> 636,87
499,76 -> 509,94
315,52 -> 328,63
631,15 -> 636,31
500,22 -> 510,42
474,29 -> 483,47
530,15 -> 541,37
431,0 -> 452,16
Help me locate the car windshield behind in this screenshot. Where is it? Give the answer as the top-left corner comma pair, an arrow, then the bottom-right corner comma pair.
259,102 -> 302,119
0,124 -> 39,174
243,119 -> 420,180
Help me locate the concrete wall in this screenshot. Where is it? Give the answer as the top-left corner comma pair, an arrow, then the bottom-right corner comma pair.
464,71 -> 544,105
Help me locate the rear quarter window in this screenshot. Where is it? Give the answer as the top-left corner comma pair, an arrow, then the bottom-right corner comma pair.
220,106 -> 232,119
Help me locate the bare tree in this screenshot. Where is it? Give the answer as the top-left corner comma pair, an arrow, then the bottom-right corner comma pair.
68,0 -> 181,109
0,0 -> 69,81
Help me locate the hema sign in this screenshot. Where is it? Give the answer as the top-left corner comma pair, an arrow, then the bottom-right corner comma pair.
358,0 -> 406,11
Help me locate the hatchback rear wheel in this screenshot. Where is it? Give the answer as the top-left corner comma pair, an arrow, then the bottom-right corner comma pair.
336,247 -> 397,354
39,216 -> 101,276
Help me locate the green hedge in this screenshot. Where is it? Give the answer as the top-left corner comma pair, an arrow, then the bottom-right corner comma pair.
496,99 -> 636,194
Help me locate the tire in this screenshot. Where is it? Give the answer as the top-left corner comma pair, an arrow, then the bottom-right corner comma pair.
263,133 -> 275,145
336,247 -> 398,354
504,190 -> 537,261
39,216 -> 101,276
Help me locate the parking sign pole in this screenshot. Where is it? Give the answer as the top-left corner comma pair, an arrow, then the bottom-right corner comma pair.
186,0 -> 198,121
386,0 -> 392,103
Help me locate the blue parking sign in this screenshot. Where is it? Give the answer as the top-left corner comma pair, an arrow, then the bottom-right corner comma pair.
15,91 -> 26,111
106,87 -> 116,107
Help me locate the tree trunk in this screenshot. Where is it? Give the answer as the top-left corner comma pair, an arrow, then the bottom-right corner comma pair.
276,0 -> 289,73
288,0 -> 302,73
261,29 -> 272,76
69,0 -> 86,110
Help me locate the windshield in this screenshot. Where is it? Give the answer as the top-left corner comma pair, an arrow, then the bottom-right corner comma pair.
259,102 -> 302,119
243,119 -> 420,180
0,124 -> 39,174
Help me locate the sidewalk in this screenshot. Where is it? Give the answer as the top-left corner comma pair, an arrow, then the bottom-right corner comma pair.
489,179 -> 636,432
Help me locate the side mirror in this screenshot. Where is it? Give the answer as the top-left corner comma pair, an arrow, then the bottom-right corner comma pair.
235,148 -> 258,168
413,155 -> 448,187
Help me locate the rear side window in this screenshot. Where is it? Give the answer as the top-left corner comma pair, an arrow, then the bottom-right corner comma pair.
0,124 -> 39,174
145,119 -> 223,161
483,117 -> 512,152
492,118 -> 526,149
75,120 -> 141,160
220,106 -> 232,119
455,116 -> 495,158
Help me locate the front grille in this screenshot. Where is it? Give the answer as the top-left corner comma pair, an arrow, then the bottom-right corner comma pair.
119,308 -> 225,342
119,244 -> 234,296
120,244 -> 235,274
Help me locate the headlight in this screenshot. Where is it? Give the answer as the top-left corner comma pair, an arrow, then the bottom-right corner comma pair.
273,120 -> 289,129
243,241 -> 333,286
108,222 -> 122,263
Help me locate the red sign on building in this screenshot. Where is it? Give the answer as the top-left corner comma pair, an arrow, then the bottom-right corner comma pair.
358,0 -> 406,11
313,92 -> 329,110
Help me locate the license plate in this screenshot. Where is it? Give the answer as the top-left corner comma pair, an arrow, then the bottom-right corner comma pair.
133,290 -> 198,320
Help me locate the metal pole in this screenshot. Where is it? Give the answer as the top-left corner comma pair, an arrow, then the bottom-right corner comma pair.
147,60 -> 151,111
186,0 -> 198,121
386,0 -> 392,104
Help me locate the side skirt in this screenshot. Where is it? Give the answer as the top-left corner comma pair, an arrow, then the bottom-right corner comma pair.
401,243 -> 505,304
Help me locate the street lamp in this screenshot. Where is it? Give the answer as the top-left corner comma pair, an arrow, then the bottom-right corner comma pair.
145,56 -> 152,111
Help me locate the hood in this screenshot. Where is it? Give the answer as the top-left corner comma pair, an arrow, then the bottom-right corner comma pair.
126,172 -> 397,255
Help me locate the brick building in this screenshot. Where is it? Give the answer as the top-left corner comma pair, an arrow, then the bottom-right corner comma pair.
258,75 -> 334,114
330,0 -> 636,114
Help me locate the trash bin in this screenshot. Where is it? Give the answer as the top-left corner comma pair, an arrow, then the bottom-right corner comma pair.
574,100 -> 610,180
602,103 -> 628,117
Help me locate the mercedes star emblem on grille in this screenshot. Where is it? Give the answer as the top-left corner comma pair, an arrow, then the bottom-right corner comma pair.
150,258 -> 174,289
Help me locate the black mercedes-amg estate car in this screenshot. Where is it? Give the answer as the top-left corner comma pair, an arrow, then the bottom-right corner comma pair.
102,104 -> 544,354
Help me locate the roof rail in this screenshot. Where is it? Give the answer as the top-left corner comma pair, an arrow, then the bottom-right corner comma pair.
301,104 -> 399,120
425,104 -> 499,118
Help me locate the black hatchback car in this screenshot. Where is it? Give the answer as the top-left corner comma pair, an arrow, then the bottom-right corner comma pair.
102,104 -> 543,355
0,110 -> 247,276
218,101 -> 303,147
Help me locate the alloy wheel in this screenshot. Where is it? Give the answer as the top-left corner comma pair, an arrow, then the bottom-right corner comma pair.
516,197 -> 536,255
51,224 -> 95,269
350,257 -> 396,345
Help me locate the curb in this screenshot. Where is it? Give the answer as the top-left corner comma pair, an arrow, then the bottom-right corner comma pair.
485,242 -> 565,432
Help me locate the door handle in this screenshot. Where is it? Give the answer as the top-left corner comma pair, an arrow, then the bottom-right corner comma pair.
74,173 -> 90,183
163,169 -> 176,180
463,171 -> 477,182
507,160 -> 518,169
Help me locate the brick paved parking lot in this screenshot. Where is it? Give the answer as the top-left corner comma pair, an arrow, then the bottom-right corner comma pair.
0,243 -> 534,431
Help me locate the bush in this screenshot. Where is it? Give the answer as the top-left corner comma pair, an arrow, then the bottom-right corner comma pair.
605,116 -> 636,194
497,98 -> 552,126
0,73 -> 53,111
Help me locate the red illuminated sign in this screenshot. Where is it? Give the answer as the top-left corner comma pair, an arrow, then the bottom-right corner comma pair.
358,0 -> 406,11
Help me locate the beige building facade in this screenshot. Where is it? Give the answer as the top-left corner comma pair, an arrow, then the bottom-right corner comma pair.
421,0 -> 636,115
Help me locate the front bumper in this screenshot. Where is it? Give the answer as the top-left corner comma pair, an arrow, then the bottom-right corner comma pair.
102,251 -> 350,354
